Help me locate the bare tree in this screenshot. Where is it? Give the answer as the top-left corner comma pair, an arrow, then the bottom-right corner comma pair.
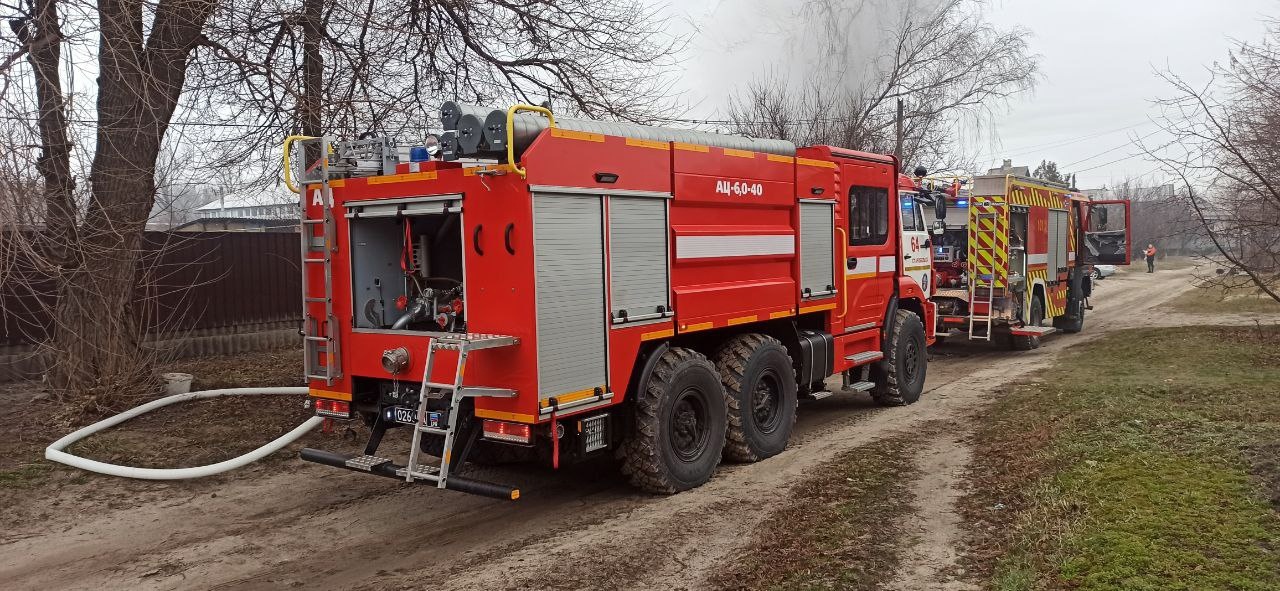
1,0 -> 680,409
1143,17 -> 1280,303
726,0 -> 1037,171
184,0 -> 681,179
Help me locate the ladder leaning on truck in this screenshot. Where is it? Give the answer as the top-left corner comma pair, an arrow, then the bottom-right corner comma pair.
284,103 -> 936,500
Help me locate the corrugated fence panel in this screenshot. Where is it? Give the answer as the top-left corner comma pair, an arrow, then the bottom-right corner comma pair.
0,231 -> 301,347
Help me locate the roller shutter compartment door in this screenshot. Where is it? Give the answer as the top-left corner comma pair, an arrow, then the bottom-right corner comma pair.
609,197 -> 671,324
533,193 -> 608,400
799,201 -> 836,298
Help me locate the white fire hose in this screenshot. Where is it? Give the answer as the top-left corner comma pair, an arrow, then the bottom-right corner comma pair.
45,387 -> 320,480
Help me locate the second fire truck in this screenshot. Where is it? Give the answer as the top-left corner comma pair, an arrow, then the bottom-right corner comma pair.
922,161 -> 1130,349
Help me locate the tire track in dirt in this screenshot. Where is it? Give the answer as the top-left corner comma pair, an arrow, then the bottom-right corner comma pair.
0,269 -> 1203,591
377,271 -> 1203,590
883,431 -> 976,591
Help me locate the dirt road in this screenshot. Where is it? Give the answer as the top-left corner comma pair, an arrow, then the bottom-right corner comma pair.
0,268 -> 1215,590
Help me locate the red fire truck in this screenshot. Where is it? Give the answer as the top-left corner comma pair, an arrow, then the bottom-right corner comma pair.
923,162 -> 1130,348
285,104 -> 935,500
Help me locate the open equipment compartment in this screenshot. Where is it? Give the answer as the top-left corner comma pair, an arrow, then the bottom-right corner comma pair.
345,194 -> 466,333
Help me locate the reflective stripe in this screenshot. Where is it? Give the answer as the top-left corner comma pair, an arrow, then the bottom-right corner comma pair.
676,234 -> 795,259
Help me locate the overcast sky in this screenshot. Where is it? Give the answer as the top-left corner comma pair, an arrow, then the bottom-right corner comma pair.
658,0 -> 1278,189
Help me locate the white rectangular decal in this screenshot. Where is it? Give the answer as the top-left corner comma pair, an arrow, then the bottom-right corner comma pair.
1028,253 -> 1048,265
676,234 -> 795,259
878,255 -> 897,273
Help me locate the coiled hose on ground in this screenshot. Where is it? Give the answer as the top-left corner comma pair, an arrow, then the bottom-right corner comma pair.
45,387 -> 319,480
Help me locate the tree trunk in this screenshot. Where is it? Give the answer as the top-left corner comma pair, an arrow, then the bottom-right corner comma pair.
47,0 -> 215,408
27,0 -> 77,264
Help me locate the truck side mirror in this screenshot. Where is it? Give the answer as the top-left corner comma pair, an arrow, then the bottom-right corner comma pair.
933,193 -> 947,220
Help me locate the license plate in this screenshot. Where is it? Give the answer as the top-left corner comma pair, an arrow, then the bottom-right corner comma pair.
389,407 -> 441,427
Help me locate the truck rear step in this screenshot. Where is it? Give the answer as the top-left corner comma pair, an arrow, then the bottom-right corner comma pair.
808,381 -> 876,400
300,449 -> 519,500
300,333 -> 523,500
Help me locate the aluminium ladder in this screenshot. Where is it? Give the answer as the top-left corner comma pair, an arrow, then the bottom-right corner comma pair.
400,333 -> 520,489
299,137 -> 341,384
968,208 -> 1001,341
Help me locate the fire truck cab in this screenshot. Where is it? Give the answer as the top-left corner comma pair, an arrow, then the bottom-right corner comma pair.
288,105 -> 934,500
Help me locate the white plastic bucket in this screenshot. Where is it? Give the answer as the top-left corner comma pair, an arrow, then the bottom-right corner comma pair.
162,373 -> 193,396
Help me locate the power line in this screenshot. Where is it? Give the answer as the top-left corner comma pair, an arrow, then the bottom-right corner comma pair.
1071,138 -> 1180,174
975,121 -> 1153,162
1059,128 -> 1164,169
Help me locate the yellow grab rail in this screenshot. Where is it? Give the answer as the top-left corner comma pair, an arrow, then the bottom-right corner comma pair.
506,104 -> 556,178
282,135 -> 317,194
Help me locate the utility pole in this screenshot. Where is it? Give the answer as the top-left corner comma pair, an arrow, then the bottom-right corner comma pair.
301,0 -> 323,137
894,97 -> 904,159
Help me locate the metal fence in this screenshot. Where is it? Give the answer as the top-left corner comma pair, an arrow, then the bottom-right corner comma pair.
0,231 -> 302,347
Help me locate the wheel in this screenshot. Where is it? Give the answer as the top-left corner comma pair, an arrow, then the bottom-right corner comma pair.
713,334 -> 797,463
1053,298 -> 1085,334
620,347 -> 728,494
1009,295 -> 1045,350
871,310 -> 927,406
1090,268 -> 1101,280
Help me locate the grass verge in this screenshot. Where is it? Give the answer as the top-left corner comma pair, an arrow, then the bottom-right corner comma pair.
710,430 -> 927,591
958,326 -> 1280,590
1165,282 -> 1280,315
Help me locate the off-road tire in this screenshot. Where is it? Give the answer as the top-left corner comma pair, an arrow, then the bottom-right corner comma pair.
620,347 -> 727,494
1053,298 -> 1085,334
871,310 -> 927,406
1009,295 -> 1045,351
713,334 -> 797,463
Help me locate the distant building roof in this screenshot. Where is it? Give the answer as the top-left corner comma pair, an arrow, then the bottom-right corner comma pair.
173,217 -> 300,232
986,159 -> 1031,177
196,188 -> 296,211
